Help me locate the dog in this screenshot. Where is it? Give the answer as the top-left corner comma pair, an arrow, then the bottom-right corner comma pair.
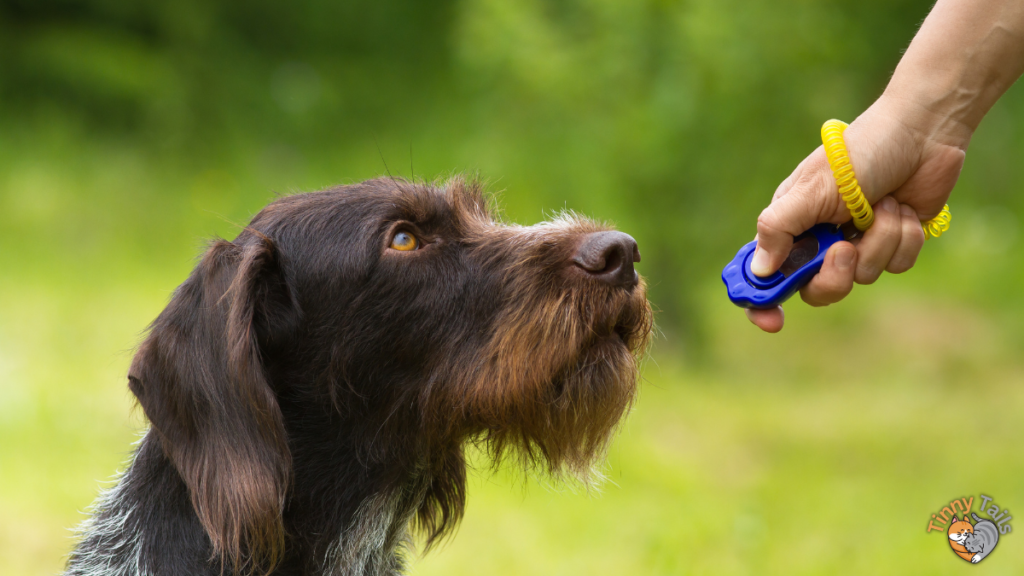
65,176 -> 652,576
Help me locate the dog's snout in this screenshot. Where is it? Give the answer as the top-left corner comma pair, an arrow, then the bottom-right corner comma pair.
572,231 -> 641,288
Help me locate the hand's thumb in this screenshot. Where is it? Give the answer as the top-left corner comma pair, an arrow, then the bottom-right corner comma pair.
749,242 -> 779,278
752,177 -> 833,276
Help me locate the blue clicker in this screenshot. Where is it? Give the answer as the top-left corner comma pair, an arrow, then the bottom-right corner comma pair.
722,223 -> 846,309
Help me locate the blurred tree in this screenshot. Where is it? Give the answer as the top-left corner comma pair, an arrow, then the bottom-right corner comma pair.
4,0 -> 1019,354
0,0 -> 457,144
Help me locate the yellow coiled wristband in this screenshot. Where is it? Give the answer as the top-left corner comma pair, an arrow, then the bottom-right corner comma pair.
923,204 -> 952,239
820,119 -> 951,239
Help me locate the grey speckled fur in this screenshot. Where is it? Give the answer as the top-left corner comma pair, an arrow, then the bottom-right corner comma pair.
964,513 -> 1000,563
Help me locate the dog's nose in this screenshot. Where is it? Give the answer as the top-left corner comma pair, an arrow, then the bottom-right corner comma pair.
572,231 -> 641,288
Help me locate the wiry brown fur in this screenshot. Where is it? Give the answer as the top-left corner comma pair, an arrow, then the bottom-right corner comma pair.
127,236 -> 294,573
67,176 -> 652,576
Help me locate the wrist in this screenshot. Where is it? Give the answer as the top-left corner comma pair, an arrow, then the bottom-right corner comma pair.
843,93 -> 965,219
880,83 -> 976,151
841,99 -> 924,205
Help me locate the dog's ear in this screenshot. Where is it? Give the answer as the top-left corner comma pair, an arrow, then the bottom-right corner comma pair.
128,232 -> 298,572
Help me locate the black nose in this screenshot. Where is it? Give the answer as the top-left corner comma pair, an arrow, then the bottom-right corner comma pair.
572,231 -> 641,288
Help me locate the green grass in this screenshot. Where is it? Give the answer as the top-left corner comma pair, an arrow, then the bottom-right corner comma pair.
2,130 -> 1023,574
414,293 -> 1024,575
4,261 -> 1024,574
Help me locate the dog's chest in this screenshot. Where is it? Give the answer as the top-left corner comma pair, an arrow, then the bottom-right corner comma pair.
317,478 -> 428,576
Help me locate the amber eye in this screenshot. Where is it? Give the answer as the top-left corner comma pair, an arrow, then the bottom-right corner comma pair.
390,231 -> 419,251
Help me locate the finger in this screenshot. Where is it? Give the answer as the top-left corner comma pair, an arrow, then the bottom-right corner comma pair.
752,148 -> 837,277
745,307 -> 785,333
800,241 -> 856,306
886,203 -> 926,274
853,196 -> 903,285
890,144 -> 965,220
770,151 -> 819,202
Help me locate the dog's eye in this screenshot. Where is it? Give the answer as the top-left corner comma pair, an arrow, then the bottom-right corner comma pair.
390,231 -> 419,251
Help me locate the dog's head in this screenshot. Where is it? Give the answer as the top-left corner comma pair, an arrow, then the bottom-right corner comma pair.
128,176 -> 652,570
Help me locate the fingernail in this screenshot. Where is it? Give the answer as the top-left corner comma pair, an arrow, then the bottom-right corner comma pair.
836,245 -> 855,269
900,204 -> 917,218
751,247 -> 771,276
881,197 -> 897,213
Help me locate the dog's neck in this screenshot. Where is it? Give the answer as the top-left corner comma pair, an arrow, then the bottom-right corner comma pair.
67,422 -> 432,576
279,394 -> 433,576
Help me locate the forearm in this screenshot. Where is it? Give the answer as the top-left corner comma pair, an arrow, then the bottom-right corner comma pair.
884,0 -> 1024,148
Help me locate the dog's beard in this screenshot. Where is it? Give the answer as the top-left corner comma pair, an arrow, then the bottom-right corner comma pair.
436,277 -> 653,484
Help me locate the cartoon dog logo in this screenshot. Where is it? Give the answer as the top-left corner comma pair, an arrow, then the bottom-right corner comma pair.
948,514 -> 999,563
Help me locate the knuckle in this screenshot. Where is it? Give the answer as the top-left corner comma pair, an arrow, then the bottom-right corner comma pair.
802,289 -> 837,307
773,174 -> 796,201
873,206 -> 901,237
756,208 -> 782,238
803,277 -> 851,306
905,218 -> 926,246
799,289 -> 828,307
856,265 -> 882,285
885,211 -> 904,238
792,175 -> 832,207
886,259 -> 913,274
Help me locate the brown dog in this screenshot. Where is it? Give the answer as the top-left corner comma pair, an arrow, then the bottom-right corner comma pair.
66,177 -> 652,576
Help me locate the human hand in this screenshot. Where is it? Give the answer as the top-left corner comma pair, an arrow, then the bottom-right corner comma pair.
745,96 -> 966,332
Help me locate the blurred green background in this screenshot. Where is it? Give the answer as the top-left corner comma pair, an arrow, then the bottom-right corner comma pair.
2,0 -> 1024,574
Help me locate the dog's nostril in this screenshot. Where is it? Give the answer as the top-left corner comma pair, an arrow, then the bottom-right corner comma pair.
572,231 -> 640,287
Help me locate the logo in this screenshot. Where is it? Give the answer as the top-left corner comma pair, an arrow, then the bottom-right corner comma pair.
927,494 -> 1012,564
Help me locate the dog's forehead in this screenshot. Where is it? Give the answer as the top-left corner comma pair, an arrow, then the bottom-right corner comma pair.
387,179 -> 493,228
254,177 -> 493,235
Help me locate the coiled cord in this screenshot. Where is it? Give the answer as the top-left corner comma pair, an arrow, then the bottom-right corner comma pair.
923,204 -> 952,239
821,119 -> 951,239
821,120 -> 874,231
